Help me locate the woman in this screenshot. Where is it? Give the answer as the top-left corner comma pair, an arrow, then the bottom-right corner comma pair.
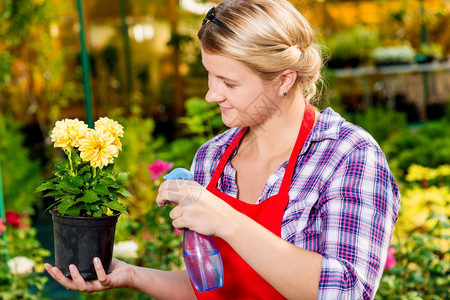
45,0 -> 400,299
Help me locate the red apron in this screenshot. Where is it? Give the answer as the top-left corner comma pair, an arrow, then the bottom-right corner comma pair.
195,103 -> 315,299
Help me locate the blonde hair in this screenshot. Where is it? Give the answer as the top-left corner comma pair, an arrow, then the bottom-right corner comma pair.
198,0 -> 323,102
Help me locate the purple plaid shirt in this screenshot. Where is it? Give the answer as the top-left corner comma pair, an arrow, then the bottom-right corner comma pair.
191,107 -> 400,299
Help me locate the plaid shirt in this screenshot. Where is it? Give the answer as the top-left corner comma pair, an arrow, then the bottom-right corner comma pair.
191,107 -> 400,299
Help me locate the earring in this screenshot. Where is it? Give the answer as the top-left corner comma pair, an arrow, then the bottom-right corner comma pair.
283,91 -> 288,97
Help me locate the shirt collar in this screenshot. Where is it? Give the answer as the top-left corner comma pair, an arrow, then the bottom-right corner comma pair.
309,107 -> 342,142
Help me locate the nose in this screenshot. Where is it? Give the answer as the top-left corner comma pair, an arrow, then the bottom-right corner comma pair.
205,90 -> 220,103
205,79 -> 225,104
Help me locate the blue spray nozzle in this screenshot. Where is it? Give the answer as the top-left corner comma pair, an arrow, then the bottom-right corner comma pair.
161,168 -> 193,207
163,167 -> 193,181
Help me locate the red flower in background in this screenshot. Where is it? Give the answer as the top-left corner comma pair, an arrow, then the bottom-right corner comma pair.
0,218 -> 6,235
5,211 -> 21,228
148,160 -> 173,180
384,247 -> 397,270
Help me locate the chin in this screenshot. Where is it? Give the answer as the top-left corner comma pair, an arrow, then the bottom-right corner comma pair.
222,119 -> 253,128
221,111 -> 260,128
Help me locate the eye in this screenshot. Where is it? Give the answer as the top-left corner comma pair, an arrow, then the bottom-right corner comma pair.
224,81 -> 235,88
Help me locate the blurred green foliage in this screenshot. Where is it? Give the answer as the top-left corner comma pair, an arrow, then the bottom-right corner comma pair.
158,97 -> 223,169
376,220 -> 449,300
349,103 -> 450,180
326,25 -> 380,68
0,213 -> 50,300
0,0 -> 82,126
375,164 -> 449,300
351,104 -> 409,144
381,116 -> 450,179
0,115 -> 43,214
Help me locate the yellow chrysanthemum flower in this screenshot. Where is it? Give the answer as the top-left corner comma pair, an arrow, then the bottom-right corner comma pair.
50,118 -> 89,150
113,137 -> 122,151
95,117 -> 124,138
78,128 -> 119,169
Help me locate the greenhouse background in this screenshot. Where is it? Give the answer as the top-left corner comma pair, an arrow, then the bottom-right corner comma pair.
0,0 -> 449,299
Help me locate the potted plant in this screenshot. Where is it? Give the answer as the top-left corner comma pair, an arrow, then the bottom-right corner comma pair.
35,117 -> 130,280
415,42 -> 443,64
326,25 -> 380,69
370,44 -> 416,67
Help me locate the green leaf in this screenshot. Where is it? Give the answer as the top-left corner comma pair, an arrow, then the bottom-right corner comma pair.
116,172 -> 129,186
117,187 -> 132,197
83,172 -> 92,183
60,179 -> 82,194
81,190 -> 100,203
44,190 -> 65,199
35,182 -> 58,193
70,149 -> 82,164
58,197 -> 75,214
93,184 -> 110,195
69,175 -> 85,187
106,201 -> 126,212
99,177 -> 115,186
64,205 -> 82,216
82,203 -> 100,211
55,161 -> 70,171
93,210 -> 103,217
79,165 -> 91,175
103,163 -> 114,173
45,202 -> 60,213
54,170 -> 70,177
109,193 -> 118,201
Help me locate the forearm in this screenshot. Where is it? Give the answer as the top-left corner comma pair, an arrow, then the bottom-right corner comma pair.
128,267 -> 196,300
220,211 -> 322,300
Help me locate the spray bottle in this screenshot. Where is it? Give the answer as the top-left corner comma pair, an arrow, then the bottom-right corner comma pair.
164,168 -> 224,292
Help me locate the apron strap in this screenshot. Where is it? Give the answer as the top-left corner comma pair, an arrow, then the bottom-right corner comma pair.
278,102 -> 315,194
208,127 -> 248,188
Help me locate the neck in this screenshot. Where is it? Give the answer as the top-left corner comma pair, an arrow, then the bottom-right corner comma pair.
239,94 -> 309,159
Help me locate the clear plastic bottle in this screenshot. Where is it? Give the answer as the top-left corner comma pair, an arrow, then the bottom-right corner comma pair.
164,168 -> 224,292
183,229 -> 224,292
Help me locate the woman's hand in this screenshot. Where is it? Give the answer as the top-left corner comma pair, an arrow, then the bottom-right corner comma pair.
44,258 -> 134,293
156,180 -> 235,238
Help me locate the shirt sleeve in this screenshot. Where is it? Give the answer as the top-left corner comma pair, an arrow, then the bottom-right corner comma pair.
190,144 -> 209,188
317,145 -> 400,299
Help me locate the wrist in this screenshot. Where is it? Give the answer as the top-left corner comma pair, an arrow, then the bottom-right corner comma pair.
216,205 -> 243,242
124,263 -> 138,290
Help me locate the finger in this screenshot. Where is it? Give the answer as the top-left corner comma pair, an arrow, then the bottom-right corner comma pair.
172,217 -> 189,230
69,264 -> 88,291
45,264 -> 77,289
156,180 -> 185,207
156,193 -> 177,207
44,263 -> 54,275
169,206 -> 183,221
156,181 -> 172,206
93,257 -> 108,284
170,206 -> 195,230
156,193 -> 172,207
44,263 -> 60,281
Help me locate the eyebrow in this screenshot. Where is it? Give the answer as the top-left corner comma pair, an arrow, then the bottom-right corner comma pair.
203,65 -> 240,84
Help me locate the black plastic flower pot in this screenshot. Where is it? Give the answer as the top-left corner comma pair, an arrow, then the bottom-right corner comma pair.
50,210 -> 120,280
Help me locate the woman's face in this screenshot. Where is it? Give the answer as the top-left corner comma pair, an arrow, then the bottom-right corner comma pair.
201,48 -> 281,128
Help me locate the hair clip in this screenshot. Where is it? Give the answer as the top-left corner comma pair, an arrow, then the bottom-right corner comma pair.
202,7 -> 235,34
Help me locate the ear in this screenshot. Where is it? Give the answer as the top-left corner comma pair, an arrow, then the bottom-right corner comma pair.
278,69 -> 298,97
